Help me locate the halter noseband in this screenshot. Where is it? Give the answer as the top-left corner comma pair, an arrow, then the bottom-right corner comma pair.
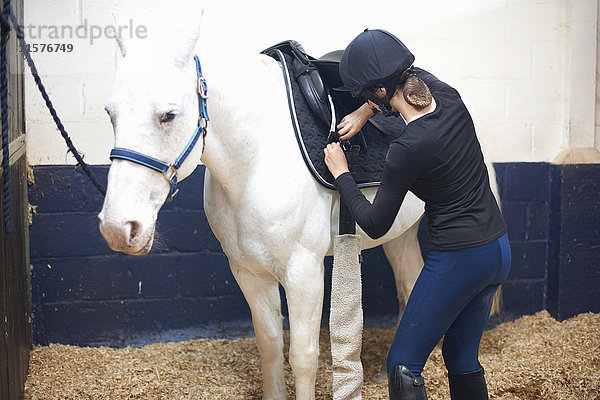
109,55 -> 210,203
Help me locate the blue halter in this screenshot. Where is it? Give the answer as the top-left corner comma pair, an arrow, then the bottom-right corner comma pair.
109,55 -> 210,202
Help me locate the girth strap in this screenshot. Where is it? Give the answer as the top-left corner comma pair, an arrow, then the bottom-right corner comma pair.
339,145 -> 361,235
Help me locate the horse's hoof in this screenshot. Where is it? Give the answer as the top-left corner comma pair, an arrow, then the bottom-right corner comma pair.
370,367 -> 388,384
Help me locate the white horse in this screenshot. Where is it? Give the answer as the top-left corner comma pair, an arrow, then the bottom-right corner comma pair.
98,22 -> 496,399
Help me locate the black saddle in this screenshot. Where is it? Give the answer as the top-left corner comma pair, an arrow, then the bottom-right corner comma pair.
262,41 -> 406,189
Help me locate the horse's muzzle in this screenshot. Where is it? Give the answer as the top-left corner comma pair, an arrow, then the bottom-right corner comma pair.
98,215 -> 153,255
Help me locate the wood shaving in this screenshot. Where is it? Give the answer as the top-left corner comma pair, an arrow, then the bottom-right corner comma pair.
25,311 -> 600,399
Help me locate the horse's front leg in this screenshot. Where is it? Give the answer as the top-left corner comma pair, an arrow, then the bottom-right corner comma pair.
231,265 -> 286,400
283,245 -> 325,400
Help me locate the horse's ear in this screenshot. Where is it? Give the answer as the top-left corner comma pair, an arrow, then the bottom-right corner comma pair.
175,9 -> 204,68
112,11 -> 129,57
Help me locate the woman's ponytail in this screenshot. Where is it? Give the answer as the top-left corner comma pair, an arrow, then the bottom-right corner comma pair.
401,70 -> 432,109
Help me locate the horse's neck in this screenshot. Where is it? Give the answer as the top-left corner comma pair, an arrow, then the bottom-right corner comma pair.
199,52 -> 294,196
200,104 -> 258,196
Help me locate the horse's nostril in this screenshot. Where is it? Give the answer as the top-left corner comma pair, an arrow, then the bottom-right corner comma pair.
128,221 -> 142,243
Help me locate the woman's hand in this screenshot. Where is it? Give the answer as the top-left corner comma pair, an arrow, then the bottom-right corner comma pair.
337,102 -> 374,141
324,142 -> 350,179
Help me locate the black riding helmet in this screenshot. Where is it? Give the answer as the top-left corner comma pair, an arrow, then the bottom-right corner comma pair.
337,29 -> 415,117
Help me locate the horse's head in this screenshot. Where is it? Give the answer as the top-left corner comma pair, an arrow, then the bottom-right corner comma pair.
98,16 -> 204,255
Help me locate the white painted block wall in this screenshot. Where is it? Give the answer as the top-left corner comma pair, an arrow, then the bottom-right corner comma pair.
23,0 -> 599,165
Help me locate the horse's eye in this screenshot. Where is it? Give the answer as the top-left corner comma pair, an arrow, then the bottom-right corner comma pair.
160,112 -> 177,124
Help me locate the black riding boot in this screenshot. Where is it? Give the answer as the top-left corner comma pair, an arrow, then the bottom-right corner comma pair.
388,365 -> 427,400
448,367 -> 488,400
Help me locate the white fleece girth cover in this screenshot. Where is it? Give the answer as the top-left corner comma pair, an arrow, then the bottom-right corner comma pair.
330,234 -> 364,400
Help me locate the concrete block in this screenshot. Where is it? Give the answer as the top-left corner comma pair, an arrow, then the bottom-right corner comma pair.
531,40 -> 562,81
460,80 -> 506,124
526,201 -> 549,240
424,37 -> 530,82
60,121 -> 114,164
503,202 -> 528,241
428,2 -> 507,42
24,0 -> 79,25
560,165 -> 600,223
470,38 -> 532,81
482,120 -> 533,162
532,121 -> 563,162
81,0 -> 200,43
21,37 -> 115,78
23,0 -> 117,75
548,164 -> 600,320
506,80 -> 562,122
81,73 -> 116,119
28,165 -> 107,213
31,256 -> 145,302
126,298 -> 208,332
27,120 -> 113,165
556,240 -> 600,319
503,163 -> 550,201
501,280 -> 546,317
69,253 -> 184,301
198,293 -> 252,324
35,292 -> 252,346
363,288 -> 400,319
26,122 -> 74,165
506,1 -> 565,42
29,212 -> 112,259
360,246 -> 395,289
179,254 -> 237,298
24,74 -> 84,123
507,241 -> 548,281
38,300 -> 128,346
158,204 -> 223,255
130,256 -> 182,299
157,210 -> 215,253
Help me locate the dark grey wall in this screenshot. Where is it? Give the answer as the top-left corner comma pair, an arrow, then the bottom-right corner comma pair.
28,163 -> 600,346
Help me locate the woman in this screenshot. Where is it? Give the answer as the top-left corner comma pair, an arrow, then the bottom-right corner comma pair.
324,29 -> 511,400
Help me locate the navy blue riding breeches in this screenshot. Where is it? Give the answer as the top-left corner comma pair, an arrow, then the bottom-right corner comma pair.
386,233 -> 511,375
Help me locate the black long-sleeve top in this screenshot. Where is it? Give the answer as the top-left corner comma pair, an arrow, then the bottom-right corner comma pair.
334,69 -> 506,251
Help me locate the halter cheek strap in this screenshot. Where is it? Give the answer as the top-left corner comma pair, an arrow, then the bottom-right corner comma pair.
109,55 -> 210,203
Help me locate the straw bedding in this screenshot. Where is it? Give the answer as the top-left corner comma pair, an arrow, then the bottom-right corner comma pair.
25,311 -> 600,399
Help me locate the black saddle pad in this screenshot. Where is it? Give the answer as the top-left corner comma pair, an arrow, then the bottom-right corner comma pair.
262,42 -> 406,189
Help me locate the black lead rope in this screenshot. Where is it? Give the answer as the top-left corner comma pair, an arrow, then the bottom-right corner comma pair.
1,0 -> 12,232
1,1 -> 106,232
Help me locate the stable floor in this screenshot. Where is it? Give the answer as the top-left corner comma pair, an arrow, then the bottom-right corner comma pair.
24,311 -> 600,399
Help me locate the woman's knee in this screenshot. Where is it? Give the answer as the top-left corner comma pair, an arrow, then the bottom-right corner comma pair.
442,338 -> 481,374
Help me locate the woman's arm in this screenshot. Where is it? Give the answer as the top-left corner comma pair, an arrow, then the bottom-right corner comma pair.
325,142 -> 420,239
337,102 -> 375,141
